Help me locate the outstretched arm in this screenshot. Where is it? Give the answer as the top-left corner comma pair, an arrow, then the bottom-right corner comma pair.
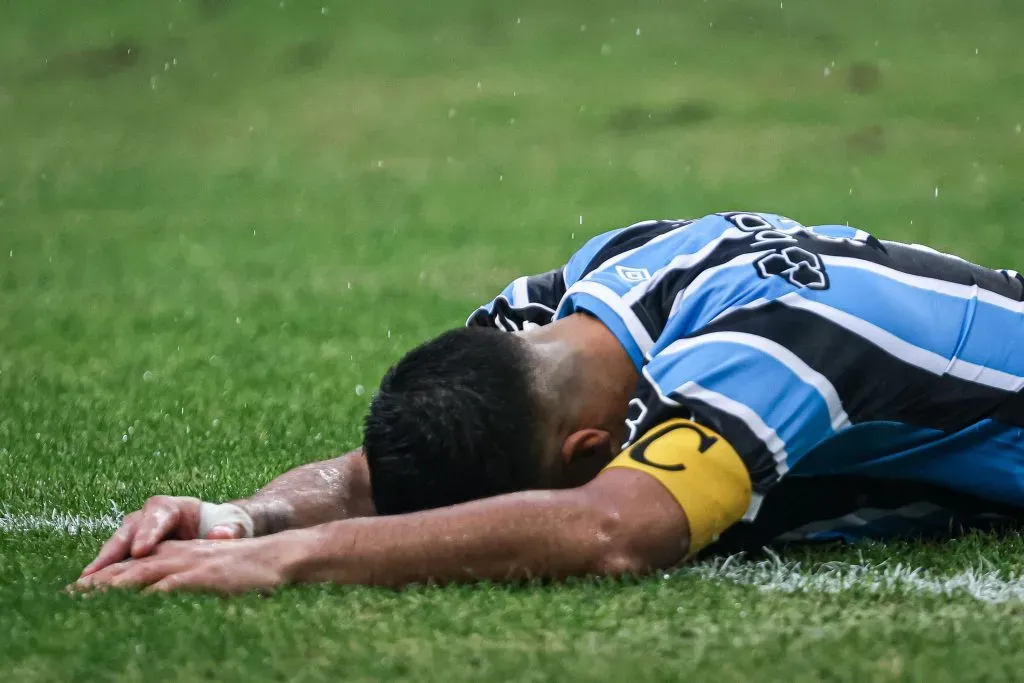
80,448 -> 373,577
74,468 -> 691,593
288,468 -> 688,587
75,418 -> 751,592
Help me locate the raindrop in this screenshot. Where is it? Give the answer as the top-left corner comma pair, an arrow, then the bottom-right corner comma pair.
376,160 -> 383,168
635,28 -> 641,36
571,232 -> 575,240
172,57 -> 178,66
849,188 -> 853,196
236,316 -> 241,324
1015,124 -> 1021,134
150,76 -> 158,90
387,329 -> 392,339
499,174 -> 504,181
143,370 -> 154,381
579,215 -> 584,225
509,118 -> 516,125
476,81 -> 482,90
448,107 -> 457,118
164,62 -> 170,71
516,17 -> 521,24
321,6 -> 328,14
122,434 -> 129,442
934,187 -> 940,198
975,47 -> 979,55
8,250 -> 12,258
824,66 -> 831,77
355,385 -> 365,396
212,418 -> 220,427
600,43 -> 612,56
580,24 -> 586,32
347,281 -> 352,289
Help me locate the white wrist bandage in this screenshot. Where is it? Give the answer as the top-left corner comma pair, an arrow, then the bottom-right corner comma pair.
198,502 -> 255,539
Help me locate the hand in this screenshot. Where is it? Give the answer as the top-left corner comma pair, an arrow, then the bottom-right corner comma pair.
71,535 -> 304,595
80,495 -> 250,578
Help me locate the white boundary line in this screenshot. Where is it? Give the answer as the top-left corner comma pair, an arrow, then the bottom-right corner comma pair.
684,551 -> 1024,604
3,511 -> 1024,603
0,508 -> 122,535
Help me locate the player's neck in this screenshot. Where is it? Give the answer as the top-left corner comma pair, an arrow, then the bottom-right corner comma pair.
521,314 -> 638,436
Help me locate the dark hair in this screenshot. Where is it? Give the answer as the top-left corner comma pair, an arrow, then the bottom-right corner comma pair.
363,327 -> 545,515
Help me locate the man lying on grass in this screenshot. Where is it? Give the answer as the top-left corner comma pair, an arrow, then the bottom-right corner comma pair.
75,212 -> 1024,594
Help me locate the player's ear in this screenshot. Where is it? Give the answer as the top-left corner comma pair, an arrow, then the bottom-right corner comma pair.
561,429 -> 612,463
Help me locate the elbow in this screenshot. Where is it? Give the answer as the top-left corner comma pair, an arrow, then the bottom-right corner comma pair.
594,550 -> 649,577
583,503 -> 651,577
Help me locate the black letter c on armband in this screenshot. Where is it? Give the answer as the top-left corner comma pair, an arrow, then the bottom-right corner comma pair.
628,422 -> 719,472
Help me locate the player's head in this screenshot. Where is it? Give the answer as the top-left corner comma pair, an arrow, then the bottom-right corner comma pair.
363,323 -> 624,515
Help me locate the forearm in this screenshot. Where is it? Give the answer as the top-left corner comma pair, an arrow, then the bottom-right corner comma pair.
285,488 -> 639,587
234,449 -> 375,536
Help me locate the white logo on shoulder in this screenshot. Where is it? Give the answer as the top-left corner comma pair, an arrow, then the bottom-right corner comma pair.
615,265 -> 652,283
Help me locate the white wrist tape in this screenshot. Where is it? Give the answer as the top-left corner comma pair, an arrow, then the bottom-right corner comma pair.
198,502 -> 255,539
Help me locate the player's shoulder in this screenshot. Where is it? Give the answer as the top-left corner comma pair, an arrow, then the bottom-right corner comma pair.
564,219 -> 692,284
563,211 -> 873,285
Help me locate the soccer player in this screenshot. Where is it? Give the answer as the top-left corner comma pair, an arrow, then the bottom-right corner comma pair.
75,212 -> 1024,594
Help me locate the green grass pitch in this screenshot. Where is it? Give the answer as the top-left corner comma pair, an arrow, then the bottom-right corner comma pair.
2,0 -> 1024,680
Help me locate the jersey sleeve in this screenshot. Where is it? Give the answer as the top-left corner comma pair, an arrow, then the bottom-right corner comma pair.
622,307 -> 851,517
466,269 -> 567,331
467,221 -> 696,332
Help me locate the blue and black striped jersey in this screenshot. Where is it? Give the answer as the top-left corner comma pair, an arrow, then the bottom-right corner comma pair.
468,212 -> 1024,517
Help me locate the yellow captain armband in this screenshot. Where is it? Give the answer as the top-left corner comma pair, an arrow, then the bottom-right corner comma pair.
604,419 -> 752,556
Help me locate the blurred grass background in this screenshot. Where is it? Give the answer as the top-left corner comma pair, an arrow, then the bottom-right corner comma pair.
1,0 -> 1023,680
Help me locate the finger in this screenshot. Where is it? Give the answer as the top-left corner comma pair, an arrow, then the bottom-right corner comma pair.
74,560 -> 135,591
205,524 -> 244,540
108,562 -> 171,590
143,572 -> 190,594
80,514 -> 140,577
90,558 -> 180,591
131,503 -> 180,558
144,569 -> 251,596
